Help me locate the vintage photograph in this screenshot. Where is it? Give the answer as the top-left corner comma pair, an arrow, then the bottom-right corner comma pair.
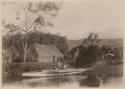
1,0 -> 124,88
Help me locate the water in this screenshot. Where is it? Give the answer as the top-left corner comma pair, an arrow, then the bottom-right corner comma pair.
3,75 -> 123,88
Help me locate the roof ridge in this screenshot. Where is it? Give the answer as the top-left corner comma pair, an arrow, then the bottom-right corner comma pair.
34,42 -> 63,57
34,43 -> 55,46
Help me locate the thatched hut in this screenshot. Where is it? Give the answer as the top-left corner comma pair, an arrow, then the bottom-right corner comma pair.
34,43 -> 63,63
33,43 -> 64,69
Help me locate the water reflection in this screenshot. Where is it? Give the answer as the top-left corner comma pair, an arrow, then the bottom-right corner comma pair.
24,76 -> 73,87
79,75 -> 100,87
3,75 -> 123,88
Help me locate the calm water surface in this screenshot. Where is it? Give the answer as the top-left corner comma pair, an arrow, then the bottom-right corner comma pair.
4,75 -> 123,88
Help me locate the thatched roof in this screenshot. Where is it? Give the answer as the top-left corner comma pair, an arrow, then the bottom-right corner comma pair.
34,43 -> 63,58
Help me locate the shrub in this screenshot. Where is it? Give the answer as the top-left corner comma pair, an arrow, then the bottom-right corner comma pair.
2,63 -> 22,78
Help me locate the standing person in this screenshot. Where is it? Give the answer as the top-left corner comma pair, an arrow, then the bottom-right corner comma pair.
53,55 -> 55,62
57,56 -> 61,69
63,61 -> 67,69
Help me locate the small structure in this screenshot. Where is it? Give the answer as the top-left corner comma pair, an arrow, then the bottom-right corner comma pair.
104,53 -> 116,64
34,43 -> 64,69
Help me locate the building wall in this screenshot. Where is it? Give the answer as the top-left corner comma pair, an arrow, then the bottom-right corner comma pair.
38,55 -> 59,63
38,56 -> 53,63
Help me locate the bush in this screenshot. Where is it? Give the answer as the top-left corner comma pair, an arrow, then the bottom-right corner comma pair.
20,62 -> 57,72
2,63 -> 22,78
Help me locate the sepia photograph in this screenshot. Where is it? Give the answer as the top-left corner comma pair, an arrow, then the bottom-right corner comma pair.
1,0 -> 124,88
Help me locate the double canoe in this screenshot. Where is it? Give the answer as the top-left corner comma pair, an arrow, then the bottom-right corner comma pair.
22,68 -> 88,77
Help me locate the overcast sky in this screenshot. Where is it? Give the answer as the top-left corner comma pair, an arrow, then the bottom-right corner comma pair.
2,0 -> 124,40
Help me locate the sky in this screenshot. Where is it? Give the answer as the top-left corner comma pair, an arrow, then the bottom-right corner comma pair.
2,0 -> 125,40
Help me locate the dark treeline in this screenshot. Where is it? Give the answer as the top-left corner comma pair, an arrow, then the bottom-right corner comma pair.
68,33 -> 123,68
2,31 -> 68,60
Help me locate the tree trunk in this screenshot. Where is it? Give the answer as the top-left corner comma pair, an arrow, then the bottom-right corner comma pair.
23,42 -> 28,62
73,48 -> 79,67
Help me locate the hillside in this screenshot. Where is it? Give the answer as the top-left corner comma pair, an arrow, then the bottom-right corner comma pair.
67,39 -> 123,50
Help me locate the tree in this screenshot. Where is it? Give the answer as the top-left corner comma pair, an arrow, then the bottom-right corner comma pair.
70,32 -> 101,67
26,31 -> 68,54
53,34 -> 68,55
82,32 -> 100,47
3,2 -> 61,62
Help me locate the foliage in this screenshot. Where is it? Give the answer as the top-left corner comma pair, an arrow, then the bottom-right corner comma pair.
26,31 -> 68,55
69,32 -> 122,68
74,45 -> 101,67
76,33 -> 101,67
3,2 -> 61,62
3,2 -> 61,34
2,63 -> 22,77
2,31 -> 68,62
